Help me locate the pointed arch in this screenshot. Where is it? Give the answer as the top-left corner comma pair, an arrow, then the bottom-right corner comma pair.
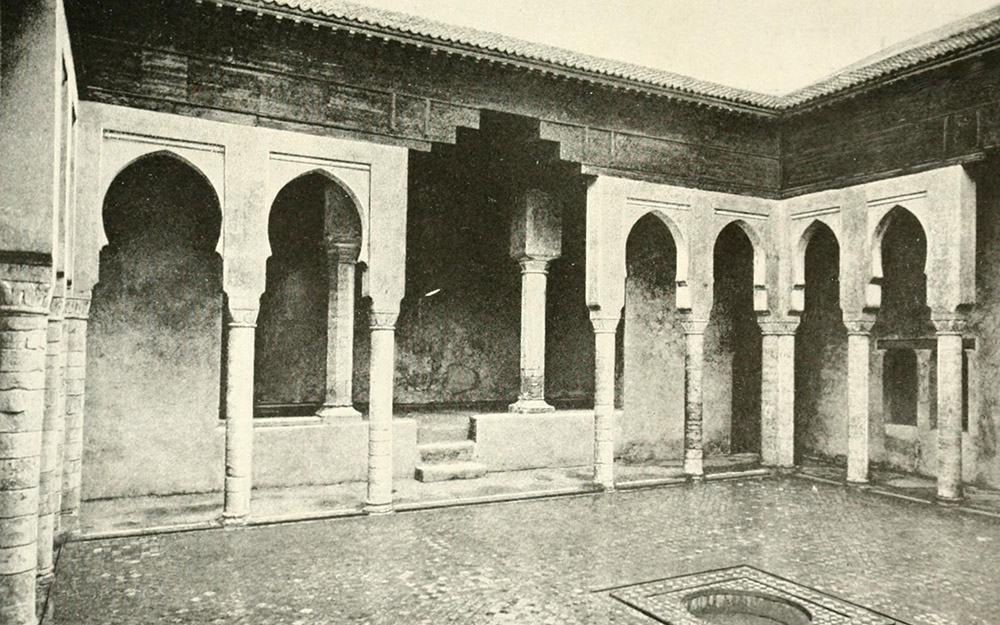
101,150 -> 222,252
868,205 -> 928,310
625,210 -> 690,310
791,220 -> 839,313
717,219 -> 767,312
268,168 -> 365,263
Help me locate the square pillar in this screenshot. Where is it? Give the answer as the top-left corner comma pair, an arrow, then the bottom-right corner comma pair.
222,302 -> 259,524
318,245 -> 361,420
759,319 -> 798,468
682,319 -> 708,478
59,295 -> 90,536
933,315 -> 966,502
36,288 -> 66,580
845,318 -> 874,484
590,314 -> 619,489
915,348 -> 934,431
365,310 -> 398,514
509,189 -> 561,414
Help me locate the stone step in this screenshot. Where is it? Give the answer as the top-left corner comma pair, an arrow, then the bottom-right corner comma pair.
414,461 -> 487,483
419,440 -> 475,464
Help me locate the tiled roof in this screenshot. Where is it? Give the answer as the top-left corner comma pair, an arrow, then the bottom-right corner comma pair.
229,0 -> 1000,113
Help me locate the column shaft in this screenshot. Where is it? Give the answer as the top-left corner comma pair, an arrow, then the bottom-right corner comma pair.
846,324 -> 872,483
915,348 -> 933,430
0,303 -> 49,625
760,322 -> 797,468
510,259 -> 554,413
936,330 -> 964,501
683,321 -> 707,478
319,249 -> 360,419
591,317 -> 617,489
59,297 -> 89,535
366,312 -> 397,513
223,313 -> 257,523
37,295 -> 65,578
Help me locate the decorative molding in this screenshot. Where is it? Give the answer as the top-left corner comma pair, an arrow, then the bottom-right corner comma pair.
626,197 -> 691,212
715,207 -> 769,220
518,258 -> 551,275
843,319 -> 876,335
370,311 -> 399,330
63,295 -> 92,320
589,316 -> 620,334
758,319 -> 799,335
867,190 -> 927,208
49,296 -> 66,320
103,129 -> 224,155
0,264 -> 52,313
932,315 -> 968,335
790,206 -> 840,220
226,307 -> 259,328
269,151 -> 370,172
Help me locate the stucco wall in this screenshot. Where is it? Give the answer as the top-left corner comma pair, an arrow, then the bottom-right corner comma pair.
84,156 -> 225,498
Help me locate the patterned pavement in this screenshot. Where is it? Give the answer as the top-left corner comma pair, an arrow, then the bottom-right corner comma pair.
47,477 -> 1000,624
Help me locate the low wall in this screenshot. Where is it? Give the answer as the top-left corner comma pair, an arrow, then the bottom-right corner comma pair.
471,411 -> 594,471
252,418 -> 418,487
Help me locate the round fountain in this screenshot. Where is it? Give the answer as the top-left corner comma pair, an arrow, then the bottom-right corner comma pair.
685,589 -> 812,625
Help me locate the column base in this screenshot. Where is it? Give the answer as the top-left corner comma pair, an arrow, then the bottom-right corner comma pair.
683,457 -> 704,478
508,398 -> 555,414
317,404 -> 363,420
846,477 -> 869,486
936,492 -> 964,506
364,501 -> 393,515
220,513 -> 249,527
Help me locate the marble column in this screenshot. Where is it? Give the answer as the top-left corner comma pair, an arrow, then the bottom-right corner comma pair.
318,245 -> 361,419
510,258 -> 555,413
36,288 -> 66,579
509,189 -> 561,414
222,302 -> 259,524
590,314 -> 619,489
682,319 -> 708,478
759,319 -> 798,468
934,315 -> 966,502
0,270 -> 51,625
59,295 -> 90,536
366,311 -> 398,514
845,318 -> 874,484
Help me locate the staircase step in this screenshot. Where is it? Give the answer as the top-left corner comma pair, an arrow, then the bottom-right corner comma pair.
414,461 -> 487,483
419,440 -> 475,463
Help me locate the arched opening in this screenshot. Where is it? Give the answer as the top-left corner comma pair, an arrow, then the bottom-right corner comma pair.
706,222 -> 762,455
254,172 -> 364,416
86,153 -> 224,498
793,222 -> 846,463
618,213 -> 685,463
874,207 -> 940,474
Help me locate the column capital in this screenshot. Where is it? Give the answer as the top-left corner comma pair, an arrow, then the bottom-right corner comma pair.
680,319 -> 709,335
932,313 -> 968,335
758,318 -> 799,336
843,317 -> 875,336
328,243 -> 361,264
63,295 -> 92,320
589,314 -> 620,335
0,262 -> 52,315
49,294 -> 66,320
370,311 -> 399,331
516,257 -> 552,275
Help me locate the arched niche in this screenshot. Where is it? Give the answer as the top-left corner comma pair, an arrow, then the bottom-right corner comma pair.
791,219 -> 840,314
870,205 -> 932,337
85,152 -> 225,498
621,209 -> 691,311
715,219 -> 768,313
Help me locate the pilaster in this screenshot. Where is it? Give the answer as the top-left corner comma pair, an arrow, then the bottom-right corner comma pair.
318,245 -> 362,420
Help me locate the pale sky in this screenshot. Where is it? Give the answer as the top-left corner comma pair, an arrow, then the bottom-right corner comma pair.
350,0 -> 1000,94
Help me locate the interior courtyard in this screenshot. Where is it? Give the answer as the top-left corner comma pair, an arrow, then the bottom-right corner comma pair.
4,0 -> 1000,623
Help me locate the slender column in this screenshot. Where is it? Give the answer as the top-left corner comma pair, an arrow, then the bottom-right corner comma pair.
509,258 -> 555,413
759,320 -> 799,468
222,304 -> 259,524
934,315 -> 966,502
915,348 -> 934,430
682,320 -> 708,478
318,246 -> 361,419
366,311 -> 398,514
36,290 -> 65,579
59,295 -> 90,535
590,315 -> 619,489
845,318 -> 874,484
0,271 -> 51,625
